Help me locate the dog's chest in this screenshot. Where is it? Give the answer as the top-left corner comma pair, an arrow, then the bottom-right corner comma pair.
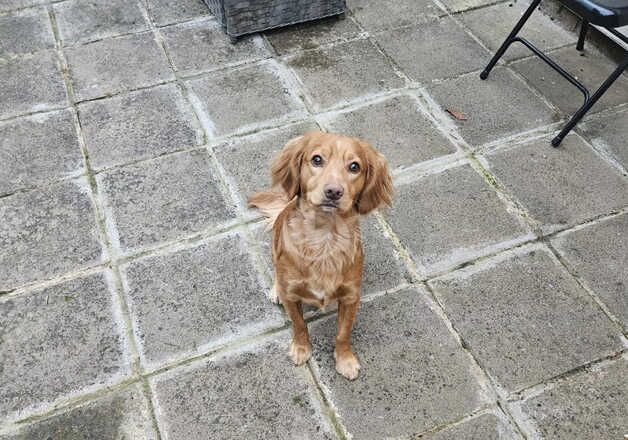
284,216 -> 359,301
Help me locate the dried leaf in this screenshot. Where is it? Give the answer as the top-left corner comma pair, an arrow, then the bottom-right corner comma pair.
445,108 -> 468,121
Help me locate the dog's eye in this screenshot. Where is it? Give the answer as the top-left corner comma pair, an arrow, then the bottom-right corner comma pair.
311,155 -> 323,166
348,162 -> 360,173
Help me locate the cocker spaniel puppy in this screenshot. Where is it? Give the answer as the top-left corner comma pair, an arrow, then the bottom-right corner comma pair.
249,131 -> 392,380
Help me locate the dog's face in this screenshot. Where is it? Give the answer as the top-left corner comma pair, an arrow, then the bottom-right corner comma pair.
271,131 -> 392,214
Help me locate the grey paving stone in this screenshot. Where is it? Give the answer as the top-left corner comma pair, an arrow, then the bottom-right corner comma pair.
309,287 -> 490,439
579,109 -> 628,170
350,0 -> 442,32
385,164 -> 530,276
0,109 -> 83,195
360,216 -> 410,295
552,213 -> 628,329
423,412 -> 521,440
438,0 -> 495,13
265,15 -> 362,55
0,272 -> 128,418
0,7 -> 54,56
214,121 -> 318,206
186,61 -> 305,135
512,46 -> 628,115
512,357 -> 628,440
151,335 -> 334,439
0,178 -> 103,291
484,135 -> 628,234
1,385 -> 156,440
65,33 -> 174,102
375,17 -> 489,83
97,150 -> 235,253
162,19 -> 270,76
427,67 -> 558,146
123,233 -> 283,368
147,0 -> 210,26
0,0 -> 47,12
460,1 -> 575,62
53,0 -> 148,45
318,95 -> 457,169
0,50 -> 67,120
286,38 -> 404,111
79,84 -> 203,170
430,245 -> 623,392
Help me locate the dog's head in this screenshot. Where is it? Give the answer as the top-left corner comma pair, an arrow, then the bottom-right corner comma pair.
271,131 -> 392,214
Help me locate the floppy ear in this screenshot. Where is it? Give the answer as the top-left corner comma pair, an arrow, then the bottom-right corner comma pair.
271,135 -> 307,199
356,141 -> 393,214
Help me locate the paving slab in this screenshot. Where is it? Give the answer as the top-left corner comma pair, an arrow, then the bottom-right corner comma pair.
286,38 -> 404,111
162,19 -> 270,76
438,0 -> 496,13
214,121 -> 318,207
122,233 -> 283,368
0,50 -> 67,120
0,385 -> 156,440
265,15 -> 361,55
0,272 -> 128,418
0,0 -> 48,12
53,0 -> 148,45
422,412 -> 521,440
385,164 -> 531,276
430,245 -> 623,392
309,287 -> 490,439
65,33 -> 174,102
483,134 -> 628,234
0,7 -> 54,56
97,149 -> 235,253
579,109 -> 628,170
151,335 -> 334,439
374,17 -> 489,83
460,1 -> 575,62
359,216 -> 410,295
551,212 -> 628,330
186,61 -> 306,135
0,109 -> 83,195
0,178 -> 103,291
349,0 -> 442,32
427,67 -> 558,146
512,46 -> 628,115
147,0 -> 210,26
79,83 -> 203,170
511,357 -> 628,440
318,95 -> 457,169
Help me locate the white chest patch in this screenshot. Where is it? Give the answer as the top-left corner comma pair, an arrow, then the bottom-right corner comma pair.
311,289 -> 326,300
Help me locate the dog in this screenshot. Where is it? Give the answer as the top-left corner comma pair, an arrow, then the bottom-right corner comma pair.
248,131 -> 392,380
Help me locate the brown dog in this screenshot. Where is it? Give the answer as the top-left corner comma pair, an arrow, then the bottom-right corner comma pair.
248,131 -> 392,380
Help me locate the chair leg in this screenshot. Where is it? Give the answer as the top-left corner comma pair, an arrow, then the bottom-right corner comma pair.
552,55 -> 628,146
576,20 -> 588,51
480,0 -> 541,80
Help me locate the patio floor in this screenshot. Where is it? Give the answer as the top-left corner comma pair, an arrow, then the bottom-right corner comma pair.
1,0 -> 627,438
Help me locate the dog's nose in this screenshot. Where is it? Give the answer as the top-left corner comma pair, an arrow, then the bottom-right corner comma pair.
324,184 -> 344,201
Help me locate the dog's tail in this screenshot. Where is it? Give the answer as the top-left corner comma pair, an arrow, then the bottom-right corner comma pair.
248,191 -> 291,229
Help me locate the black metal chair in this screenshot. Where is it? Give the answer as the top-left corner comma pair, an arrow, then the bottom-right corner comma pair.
480,0 -> 628,146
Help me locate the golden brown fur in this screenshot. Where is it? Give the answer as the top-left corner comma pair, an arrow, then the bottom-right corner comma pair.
248,131 -> 392,380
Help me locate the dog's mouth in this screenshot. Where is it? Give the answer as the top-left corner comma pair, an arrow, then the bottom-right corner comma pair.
319,201 -> 338,211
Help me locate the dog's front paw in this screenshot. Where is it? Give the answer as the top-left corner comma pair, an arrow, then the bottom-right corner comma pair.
289,341 -> 312,366
334,350 -> 360,380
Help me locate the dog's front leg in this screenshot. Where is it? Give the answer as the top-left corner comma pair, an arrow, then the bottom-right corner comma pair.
335,294 -> 360,380
283,299 -> 312,366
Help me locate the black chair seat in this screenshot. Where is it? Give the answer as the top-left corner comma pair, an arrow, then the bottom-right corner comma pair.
561,0 -> 628,27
